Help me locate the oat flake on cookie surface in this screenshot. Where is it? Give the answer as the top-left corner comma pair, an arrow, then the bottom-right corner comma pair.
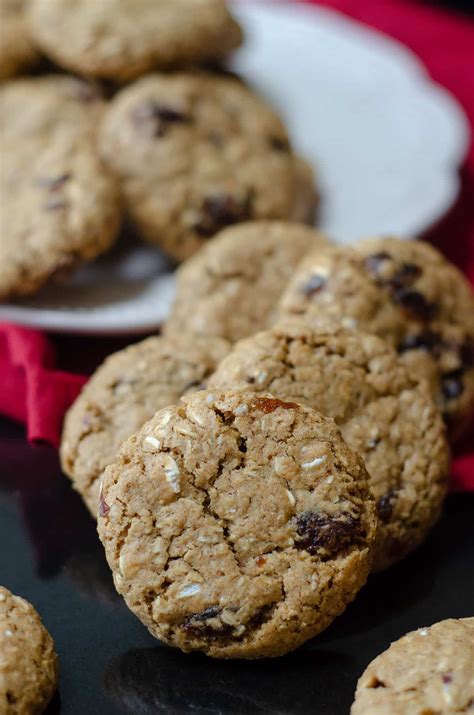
98,389 -> 377,658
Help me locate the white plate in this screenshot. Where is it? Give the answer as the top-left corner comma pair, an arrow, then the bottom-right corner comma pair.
1,0 -> 469,334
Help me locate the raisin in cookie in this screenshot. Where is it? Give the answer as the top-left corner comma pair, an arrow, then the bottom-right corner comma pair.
352,618 -> 474,714
0,586 -> 58,714
0,0 -> 39,80
164,222 -> 329,342
61,334 -> 229,517
98,389 -> 377,658
28,0 -> 242,81
99,74 -> 318,261
209,321 -> 450,571
278,238 -> 474,438
0,77 -> 120,299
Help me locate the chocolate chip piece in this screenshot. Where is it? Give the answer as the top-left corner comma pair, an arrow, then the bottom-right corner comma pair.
364,252 -> 392,275
269,136 -> 290,152
194,193 -> 252,237
377,490 -> 397,524
37,173 -> 71,191
460,339 -> 474,368
252,397 -> 299,414
183,606 -> 233,638
294,511 -> 361,557
132,101 -> 188,137
390,262 -> 422,289
238,437 -> 247,453
301,274 -> 326,297
442,369 -> 464,400
398,330 -> 440,354
442,673 -> 453,684
392,288 -> 437,321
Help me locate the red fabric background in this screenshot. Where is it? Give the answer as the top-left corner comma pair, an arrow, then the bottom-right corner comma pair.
0,0 -> 473,488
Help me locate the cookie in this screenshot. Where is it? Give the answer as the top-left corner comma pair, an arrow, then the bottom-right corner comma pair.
351,618 -> 474,714
278,238 -> 474,437
0,75 -> 104,144
209,321 -> 450,571
0,586 -> 58,714
98,389 -> 377,658
0,0 -> 39,80
61,333 -> 230,517
0,77 -> 121,300
99,73 -> 318,260
28,0 -> 243,81
164,222 -> 329,342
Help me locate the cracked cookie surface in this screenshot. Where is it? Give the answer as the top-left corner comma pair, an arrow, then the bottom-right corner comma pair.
61,334 -> 230,517
209,321 -> 450,571
278,237 -> 474,438
165,222 -> 328,342
98,389 -> 377,658
99,75 -> 318,261
0,77 -> 120,299
28,0 -> 243,81
0,0 -> 39,80
351,618 -> 474,714
0,586 -> 58,715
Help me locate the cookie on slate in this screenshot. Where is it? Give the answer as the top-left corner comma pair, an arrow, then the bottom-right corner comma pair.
28,0 -> 243,81
61,334 -> 230,517
209,321 -> 450,571
0,586 -> 58,714
278,238 -> 474,438
99,74 -> 318,261
351,618 -> 474,714
98,389 -> 377,659
0,75 -> 104,143
0,77 -> 120,300
0,0 -> 39,80
164,222 -> 329,342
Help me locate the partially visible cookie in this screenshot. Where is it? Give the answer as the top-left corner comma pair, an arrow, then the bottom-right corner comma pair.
98,389 -> 377,658
351,618 -> 474,714
0,134 -> 120,300
0,75 -> 104,143
28,0 -> 243,81
209,321 -> 450,570
278,238 -> 474,437
164,222 -> 329,342
0,76 -> 121,300
61,333 -> 230,516
99,74 -> 318,260
0,0 -> 39,80
0,586 -> 58,714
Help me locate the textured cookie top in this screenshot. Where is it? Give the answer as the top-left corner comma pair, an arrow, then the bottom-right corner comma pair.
209,322 -> 450,570
0,133 -> 120,300
99,75 -> 316,260
279,237 -> 474,434
61,334 -> 230,517
0,0 -> 39,80
352,618 -> 474,714
165,222 -> 329,342
0,75 -> 105,143
0,586 -> 58,715
98,389 -> 376,658
28,0 -> 243,80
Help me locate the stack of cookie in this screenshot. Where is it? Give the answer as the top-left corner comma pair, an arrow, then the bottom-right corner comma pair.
0,0 -> 318,299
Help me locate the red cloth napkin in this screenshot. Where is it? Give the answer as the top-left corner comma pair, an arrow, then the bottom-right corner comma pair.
0,0 -> 473,490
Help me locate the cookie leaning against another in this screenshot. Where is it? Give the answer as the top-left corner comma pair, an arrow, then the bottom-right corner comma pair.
278,237 -> 474,438
0,586 -> 58,715
0,77 -> 121,300
164,222 -> 329,342
99,74 -> 318,261
0,0 -> 39,80
98,389 -> 377,659
28,0 -> 243,81
208,321 -> 450,571
351,618 -> 474,714
60,334 -> 230,517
